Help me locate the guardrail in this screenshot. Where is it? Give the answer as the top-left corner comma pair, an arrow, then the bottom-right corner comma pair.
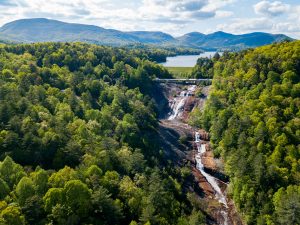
154,78 -> 212,84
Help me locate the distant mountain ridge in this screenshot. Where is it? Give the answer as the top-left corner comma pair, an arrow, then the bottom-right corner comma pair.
177,31 -> 292,50
0,18 -> 294,50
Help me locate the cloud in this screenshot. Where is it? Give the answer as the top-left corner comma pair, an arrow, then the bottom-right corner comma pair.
254,1 -> 290,17
215,10 -> 233,18
0,0 -> 233,30
271,21 -> 300,38
74,9 -> 90,16
211,2 -> 299,38
0,0 -> 17,6
204,0 -> 236,11
273,22 -> 300,33
139,0 -> 215,21
288,5 -> 300,23
173,0 -> 208,12
188,10 -> 215,19
216,16 -> 300,39
217,18 -> 273,33
0,0 -> 298,38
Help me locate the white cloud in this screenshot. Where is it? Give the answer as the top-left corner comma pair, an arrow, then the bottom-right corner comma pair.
0,0 -> 17,6
0,0 -> 299,38
204,0 -> 235,11
288,5 -> 300,23
217,18 -> 273,34
272,22 -> 300,39
215,16 -> 300,39
215,10 -> 233,18
254,1 -> 290,17
273,22 -> 300,33
9,0 -> 230,25
138,0 -> 217,22
212,1 -> 299,37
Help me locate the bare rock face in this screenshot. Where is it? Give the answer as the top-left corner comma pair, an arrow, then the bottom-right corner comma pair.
156,83 -> 243,225
198,129 -> 210,141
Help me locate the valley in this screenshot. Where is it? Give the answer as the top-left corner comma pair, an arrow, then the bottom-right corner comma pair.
0,38 -> 299,225
156,82 -> 242,225
0,0 -> 299,224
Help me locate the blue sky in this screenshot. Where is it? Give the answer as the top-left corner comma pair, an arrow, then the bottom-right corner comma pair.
0,0 -> 299,38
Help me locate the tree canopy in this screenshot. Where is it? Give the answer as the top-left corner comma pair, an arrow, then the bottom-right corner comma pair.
0,42 -> 205,225
197,41 -> 300,224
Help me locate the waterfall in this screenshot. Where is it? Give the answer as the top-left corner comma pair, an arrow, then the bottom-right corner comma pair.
168,96 -> 186,120
166,84 -> 230,225
195,139 -> 229,225
168,85 -> 196,120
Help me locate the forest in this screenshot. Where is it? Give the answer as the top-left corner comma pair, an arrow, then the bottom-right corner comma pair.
1,39 -> 299,225
0,43 -> 206,225
195,41 -> 300,224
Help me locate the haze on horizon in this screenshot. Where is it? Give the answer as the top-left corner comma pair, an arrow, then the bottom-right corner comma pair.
0,0 -> 299,38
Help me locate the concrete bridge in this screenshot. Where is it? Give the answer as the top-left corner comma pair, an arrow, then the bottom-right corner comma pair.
154,78 -> 212,85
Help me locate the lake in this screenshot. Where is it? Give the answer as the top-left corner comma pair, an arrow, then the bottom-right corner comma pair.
160,51 -> 219,67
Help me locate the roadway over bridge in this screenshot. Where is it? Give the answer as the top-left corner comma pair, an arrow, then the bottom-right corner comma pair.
154,78 -> 212,85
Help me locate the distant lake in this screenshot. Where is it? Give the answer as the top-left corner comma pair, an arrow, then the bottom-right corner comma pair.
160,51 -> 219,67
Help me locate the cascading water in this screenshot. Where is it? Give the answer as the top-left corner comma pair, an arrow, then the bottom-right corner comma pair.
195,139 -> 229,225
168,85 -> 196,120
166,84 -> 230,225
195,142 -> 227,206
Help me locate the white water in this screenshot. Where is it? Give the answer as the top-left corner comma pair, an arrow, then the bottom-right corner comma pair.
167,84 -> 229,225
195,132 -> 200,143
195,143 -> 227,207
168,85 -> 196,120
195,140 -> 229,225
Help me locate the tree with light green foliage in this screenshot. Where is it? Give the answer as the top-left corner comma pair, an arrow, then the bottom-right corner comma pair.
43,188 -> 64,213
0,201 -> 25,225
0,42 -> 211,224
0,156 -> 25,189
15,177 -> 36,206
64,180 -> 91,217
199,41 -> 300,223
273,185 -> 300,225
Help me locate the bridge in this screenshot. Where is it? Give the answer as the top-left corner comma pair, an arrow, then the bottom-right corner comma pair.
154,78 -> 212,85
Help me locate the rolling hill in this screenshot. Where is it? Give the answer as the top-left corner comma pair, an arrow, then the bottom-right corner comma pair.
177,31 -> 292,50
0,18 -> 293,50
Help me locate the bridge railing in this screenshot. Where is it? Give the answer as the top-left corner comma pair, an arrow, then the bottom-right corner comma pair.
154,78 -> 212,84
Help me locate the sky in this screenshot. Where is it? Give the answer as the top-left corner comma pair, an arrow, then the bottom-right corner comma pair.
0,0 -> 299,38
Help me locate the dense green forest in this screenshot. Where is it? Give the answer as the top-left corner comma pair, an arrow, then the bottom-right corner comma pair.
196,41 -> 300,224
0,43 -> 206,225
190,54 -> 217,79
1,40 -> 299,225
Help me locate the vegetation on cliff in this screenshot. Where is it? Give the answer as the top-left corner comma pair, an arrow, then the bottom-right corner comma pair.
198,41 -> 300,224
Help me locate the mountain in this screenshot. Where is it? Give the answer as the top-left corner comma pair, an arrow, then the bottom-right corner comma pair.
127,31 -> 176,44
177,31 -> 292,50
0,18 -> 137,45
176,32 -> 205,47
0,18 -> 179,46
0,18 -> 294,49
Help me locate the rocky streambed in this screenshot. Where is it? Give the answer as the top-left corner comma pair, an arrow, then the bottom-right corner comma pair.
156,83 -> 243,225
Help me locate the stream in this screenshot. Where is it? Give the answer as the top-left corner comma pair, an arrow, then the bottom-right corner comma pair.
167,85 -> 196,120
167,84 -> 230,225
195,141 -> 229,225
